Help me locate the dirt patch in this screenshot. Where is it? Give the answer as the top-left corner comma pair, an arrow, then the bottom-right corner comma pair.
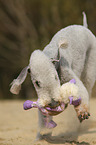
0,98 -> 96,145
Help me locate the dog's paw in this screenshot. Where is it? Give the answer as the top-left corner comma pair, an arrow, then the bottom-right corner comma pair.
74,104 -> 90,122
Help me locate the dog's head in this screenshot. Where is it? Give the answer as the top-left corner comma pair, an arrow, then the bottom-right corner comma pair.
10,40 -> 68,109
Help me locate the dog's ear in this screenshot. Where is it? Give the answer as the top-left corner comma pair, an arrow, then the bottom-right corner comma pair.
58,39 -> 68,49
51,47 -> 60,63
10,66 -> 29,94
51,39 -> 68,64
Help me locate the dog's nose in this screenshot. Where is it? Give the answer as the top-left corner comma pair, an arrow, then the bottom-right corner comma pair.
48,99 -> 60,108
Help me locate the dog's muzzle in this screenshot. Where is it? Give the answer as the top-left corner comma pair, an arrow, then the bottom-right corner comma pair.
23,100 -> 65,116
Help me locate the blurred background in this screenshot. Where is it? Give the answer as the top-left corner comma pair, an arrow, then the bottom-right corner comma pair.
0,0 -> 96,99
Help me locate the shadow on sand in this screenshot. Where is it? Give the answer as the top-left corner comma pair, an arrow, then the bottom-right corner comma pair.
43,132 -> 89,145
42,120 -> 96,145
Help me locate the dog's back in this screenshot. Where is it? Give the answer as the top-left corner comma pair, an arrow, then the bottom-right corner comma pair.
44,25 -> 96,79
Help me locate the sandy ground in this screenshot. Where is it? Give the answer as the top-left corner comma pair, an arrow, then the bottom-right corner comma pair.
0,98 -> 96,145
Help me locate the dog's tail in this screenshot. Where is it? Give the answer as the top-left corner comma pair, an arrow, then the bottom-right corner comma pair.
82,12 -> 88,28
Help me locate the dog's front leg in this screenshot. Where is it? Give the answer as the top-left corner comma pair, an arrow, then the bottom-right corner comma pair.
36,109 -> 53,140
72,76 -> 90,122
60,68 -> 90,122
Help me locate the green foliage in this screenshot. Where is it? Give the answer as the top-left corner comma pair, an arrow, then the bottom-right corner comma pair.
0,0 -> 96,99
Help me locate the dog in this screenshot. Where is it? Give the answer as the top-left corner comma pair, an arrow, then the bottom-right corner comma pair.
10,12 -> 96,140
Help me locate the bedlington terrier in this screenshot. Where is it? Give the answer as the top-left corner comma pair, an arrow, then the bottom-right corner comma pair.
10,12 -> 96,140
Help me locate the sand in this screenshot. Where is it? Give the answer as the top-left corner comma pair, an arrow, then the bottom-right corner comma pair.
0,98 -> 96,145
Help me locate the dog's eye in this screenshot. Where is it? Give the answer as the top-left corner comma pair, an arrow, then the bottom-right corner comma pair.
28,68 -> 31,73
35,81 -> 40,87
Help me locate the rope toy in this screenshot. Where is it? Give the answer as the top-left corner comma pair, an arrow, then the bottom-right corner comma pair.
23,79 -> 81,128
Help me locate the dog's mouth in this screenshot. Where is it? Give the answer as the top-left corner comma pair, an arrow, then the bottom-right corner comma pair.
45,101 -> 60,109
40,102 -> 65,116
23,100 -> 65,116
